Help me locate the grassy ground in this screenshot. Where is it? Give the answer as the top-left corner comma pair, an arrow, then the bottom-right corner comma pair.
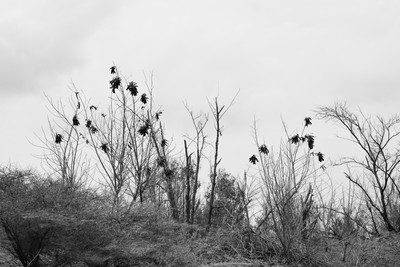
3,215 -> 400,267
2,180 -> 400,267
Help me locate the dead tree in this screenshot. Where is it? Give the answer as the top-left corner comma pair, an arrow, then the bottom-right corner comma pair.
207,92 -> 238,230
254,119 -> 323,257
317,102 -> 400,233
68,67 -> 160,210
183,103 -> 209,223
149,120 -> 180,220
184,140 -> 192,223
33,92 -> 90,190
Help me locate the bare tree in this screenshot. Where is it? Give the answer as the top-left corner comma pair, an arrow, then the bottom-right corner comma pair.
78,74 -> 132,208
149,120 -> 180,220
123,72 -> 159,205
235,171 -> 258,227
40,67 -> 163,213
183,103 -> 209,223
33,92 -> 90,190
254,119 -> 324,258
183,140 -> 192,223
317,102 -> 400,233
207,92 -> 238,230
37,66 -> 187,221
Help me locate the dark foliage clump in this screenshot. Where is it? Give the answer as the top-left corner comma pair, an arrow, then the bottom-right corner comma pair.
109,77 -> 121,93
249,155 -> 258,164
304,134 -> 314,150
316,152 -> 324,162
85,120 -> 92,129
90,126 -> 98,134
290,134 -> 300,144
100,143 -> 109,153
55,134 -> 63,144
140,93 -> 148,104
259,144 -> 269,155
126,81 -> 138,96
161,139 -> 168,147
138,125 -> 149,136
85,120 -> 98,134
72,115 -> 80,126
304,117 -> 312,127
138,120 -> 151,136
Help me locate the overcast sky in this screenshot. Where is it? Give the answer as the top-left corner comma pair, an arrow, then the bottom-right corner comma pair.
2,1 -> 400,183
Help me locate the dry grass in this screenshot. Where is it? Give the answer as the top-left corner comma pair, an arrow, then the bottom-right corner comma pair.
3,172 -> 400,267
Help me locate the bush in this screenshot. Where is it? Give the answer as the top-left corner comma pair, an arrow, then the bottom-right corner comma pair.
0,212 -> 51,267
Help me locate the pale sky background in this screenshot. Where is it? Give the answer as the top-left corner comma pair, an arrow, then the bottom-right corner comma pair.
2,0 -> 400,188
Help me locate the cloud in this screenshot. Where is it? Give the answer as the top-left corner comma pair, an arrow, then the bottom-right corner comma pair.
2,0 -> 400,175
0,0 -> 124,97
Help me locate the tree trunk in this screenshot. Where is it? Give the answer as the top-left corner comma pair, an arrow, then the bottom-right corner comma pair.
207,99 -> 223,230
184,140 -> 191,223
